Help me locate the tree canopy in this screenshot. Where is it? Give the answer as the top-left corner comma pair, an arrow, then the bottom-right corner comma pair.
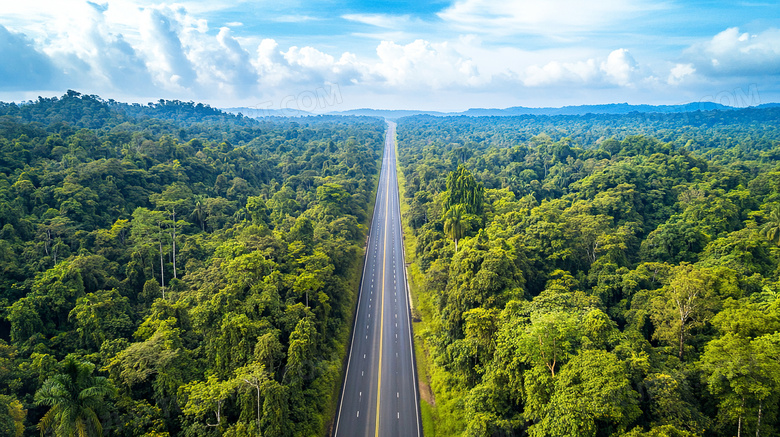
395,109 -> 780,437
0,92 -> 384,436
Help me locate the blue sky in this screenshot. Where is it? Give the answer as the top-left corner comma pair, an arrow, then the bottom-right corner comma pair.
0,0 -> 778,111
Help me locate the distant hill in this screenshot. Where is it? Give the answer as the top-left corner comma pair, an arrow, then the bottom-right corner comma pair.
222,107 -> 316,117
222,102 -> 775,119
458,102 -> 735,116
327,108 -> 447,118
329,102 -> 741,119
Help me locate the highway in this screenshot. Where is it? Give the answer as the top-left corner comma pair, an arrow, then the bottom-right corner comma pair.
333,121 -> 422,437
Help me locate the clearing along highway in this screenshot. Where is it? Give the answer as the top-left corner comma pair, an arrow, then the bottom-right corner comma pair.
333,121 -> 423,437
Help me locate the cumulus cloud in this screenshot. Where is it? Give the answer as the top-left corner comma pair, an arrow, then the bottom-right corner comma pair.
600,48 -> 638,86
180,26 -> 258,95
139,6 -> 198,90
667,63 -> 695,85
252,38 -> 483,92
0,25 -> 58,90
1,1 -> 778,109
522,49 -> 640,87
684,27 -> 780,77
23,1 -> 155,93
523,59 -> 599,86
372,40 -> 482,89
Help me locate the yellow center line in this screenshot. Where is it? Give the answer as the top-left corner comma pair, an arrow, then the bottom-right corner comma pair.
375,139 -> 391,437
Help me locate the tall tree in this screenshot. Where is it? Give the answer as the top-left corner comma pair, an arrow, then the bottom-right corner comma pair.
181,374 -> 236,428
234,362 -> 269,429
35,357 -> 116,437
761,206 -> 780,247
444,164 -> 485,216
650,264 -> 718,359
150,182 -> 194,279
130,207 -> 167,292
528,350 -> 640,437
700,333 -> 780,437
444,204 -> 467,251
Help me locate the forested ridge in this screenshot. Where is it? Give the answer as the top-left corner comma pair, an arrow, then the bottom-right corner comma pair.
395,109 -> 780,437
0,92 -> 385,436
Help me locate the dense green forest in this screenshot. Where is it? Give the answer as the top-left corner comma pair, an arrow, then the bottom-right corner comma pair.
395,109 -> 780,437
0,92 -> 385,436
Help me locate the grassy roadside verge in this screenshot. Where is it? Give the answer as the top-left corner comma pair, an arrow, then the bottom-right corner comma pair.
395,127 -> 469,437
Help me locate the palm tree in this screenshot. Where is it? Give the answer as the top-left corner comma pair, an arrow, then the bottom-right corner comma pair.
762,206 -> 780,247
444,204 -> 466,252
35,357 -> 116,437
191,198 -> 206,232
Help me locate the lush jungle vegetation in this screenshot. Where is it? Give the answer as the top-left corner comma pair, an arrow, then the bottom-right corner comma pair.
0,91 -> 385,436
395,109 -> 780,437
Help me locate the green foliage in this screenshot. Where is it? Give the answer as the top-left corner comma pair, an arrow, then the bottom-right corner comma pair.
528,350 -> 640,437
650,264 -> 721,359
34,356 -> 117,437
444,164 -> 484,216
0,93 -> 384,436
395,110 -> 780,437
0,394 -> 26,437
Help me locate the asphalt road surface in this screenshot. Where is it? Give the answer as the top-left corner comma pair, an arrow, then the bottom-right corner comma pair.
333,121 -> 422,437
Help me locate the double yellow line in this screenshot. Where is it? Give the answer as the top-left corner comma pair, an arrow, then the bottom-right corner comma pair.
375,134 -> 392,437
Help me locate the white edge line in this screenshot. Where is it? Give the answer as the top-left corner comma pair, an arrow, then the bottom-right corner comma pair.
333,124 -> 388,437
389,121 -> 423,437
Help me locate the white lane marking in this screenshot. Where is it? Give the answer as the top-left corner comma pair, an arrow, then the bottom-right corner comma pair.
357,411 -> 359,418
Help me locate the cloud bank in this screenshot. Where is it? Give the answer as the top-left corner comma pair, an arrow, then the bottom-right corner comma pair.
0,1 -> 778,110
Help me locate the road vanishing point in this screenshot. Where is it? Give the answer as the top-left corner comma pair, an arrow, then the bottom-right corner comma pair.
333,121 -> 423,437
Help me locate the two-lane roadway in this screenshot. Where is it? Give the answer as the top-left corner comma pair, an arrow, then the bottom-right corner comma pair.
333,121 -> 422,437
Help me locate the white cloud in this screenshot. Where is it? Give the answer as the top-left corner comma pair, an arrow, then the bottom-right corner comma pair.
1,1 -> 778,109
372,39 -> 483,89
522,48 -> 640,87
438,0 -> 663,36
27,1 -> 156,93
600,48 -> 638,86
0,25 -> 58,90
194,27 -> 258,92
139,6 -> 198,90
523,59 -> 599,86
684,27 -> 780,76
342,14 -> 414,29
249,39 -> 364,92
667,63 -> 695,85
